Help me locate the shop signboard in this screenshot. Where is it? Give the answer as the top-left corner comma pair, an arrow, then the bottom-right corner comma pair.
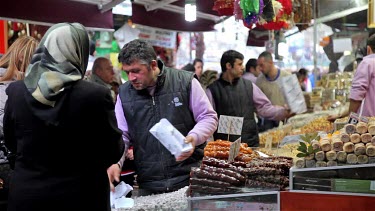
137,24 -> 176,49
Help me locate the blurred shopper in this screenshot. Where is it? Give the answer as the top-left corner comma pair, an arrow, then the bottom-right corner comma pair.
355,29 -> 375,65
243,58 -> 261,83
88,57 -> 116,101
193,58 -> 203,78
349,34 -> 375,116
1,36 -> 38,126
256,51 -> 291,131
206,50 -> 290,147
295,72 -> 305,91
0,35 -> 38,210
298,68 -> 312,92
107,39 -> 218,196
3,23 -> 124,211
181,63 -> 195,73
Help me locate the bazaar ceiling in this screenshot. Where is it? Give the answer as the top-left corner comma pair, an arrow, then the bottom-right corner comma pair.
0,0 -> 370,32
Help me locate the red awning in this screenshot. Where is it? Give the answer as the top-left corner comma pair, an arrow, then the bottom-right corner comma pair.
131,0 -> 222,32
0,0 -> 114,31
131,5 -> 212,32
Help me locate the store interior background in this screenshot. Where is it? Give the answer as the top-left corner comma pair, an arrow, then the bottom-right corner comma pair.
1,0 -> 373,80
98,0 -> 375,78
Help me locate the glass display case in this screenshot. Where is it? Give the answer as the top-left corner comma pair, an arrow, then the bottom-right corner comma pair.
188,191 -> 280,211
290,163 -> 375,196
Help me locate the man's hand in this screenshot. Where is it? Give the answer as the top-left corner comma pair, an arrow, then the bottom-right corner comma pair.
327,114 -> 339,122
107,163 -> 121,192
283,105 -> 295,119
126,149 -> 134,160
176,135 -> 196,162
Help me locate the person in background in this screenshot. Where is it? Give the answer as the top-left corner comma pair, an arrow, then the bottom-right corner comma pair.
107,39 -> 218,196
256,51 -> 291,131
298,68 -> 312,92
193,58 -> 203,79
206,50 -> 290,147
1,36 -> 39,125
181,63 -> 195,73
3,23 -> 124,211
355,29 -> 375,65
295,72 -> 305,91
0,35 -> 38,210
349,34 -> 375,117
88,57 -> 116,101
243,58 -> 261,83
112,67 -> 123,92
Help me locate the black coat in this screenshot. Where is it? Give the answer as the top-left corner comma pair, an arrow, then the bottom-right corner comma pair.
3,80 -> 124,211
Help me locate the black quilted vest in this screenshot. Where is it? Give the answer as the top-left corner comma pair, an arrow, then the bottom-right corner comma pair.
119,61 -> 204,192
208,76 -> 259,146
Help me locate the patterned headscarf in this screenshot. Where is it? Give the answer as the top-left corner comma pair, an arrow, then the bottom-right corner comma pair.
24,23 -> 89,107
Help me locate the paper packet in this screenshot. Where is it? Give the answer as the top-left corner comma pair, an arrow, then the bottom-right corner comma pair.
149,118 -> 193,158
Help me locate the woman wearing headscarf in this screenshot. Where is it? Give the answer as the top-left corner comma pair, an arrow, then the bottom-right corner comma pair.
3,23 -> 124,211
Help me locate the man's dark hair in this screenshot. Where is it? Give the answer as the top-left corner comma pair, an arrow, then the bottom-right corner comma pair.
118,39 -> 157,66
298,68 -> 308,77
220,50 -> 244,72
193,58 -> 203,66
245,58 -> 257,73
258,51 -> 273,61
356,29 -> 375,63
89,40 -> 96,56
367,34 -> 375,52
181,63 -> 195,72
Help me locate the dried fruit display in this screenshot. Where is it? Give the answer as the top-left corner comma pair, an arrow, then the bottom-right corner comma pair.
294,122 -> 375,168
259,129 -> 286,146
204,140 -> 257,162
189,157 -> 292,196
294,117 -> 333,134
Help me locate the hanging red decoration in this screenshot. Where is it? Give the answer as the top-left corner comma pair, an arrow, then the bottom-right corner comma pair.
257,21 -> 288,31
257,0 -> 293,30
277,0 -> 293,15
213,0 -> 234,16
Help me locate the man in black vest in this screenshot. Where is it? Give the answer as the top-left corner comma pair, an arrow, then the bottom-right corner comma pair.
206,50 -> 290,147
107,39 -> 218,196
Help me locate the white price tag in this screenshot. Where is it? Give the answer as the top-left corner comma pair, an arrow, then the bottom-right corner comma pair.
217,115 -> 244,135
265,136 -> 273,150
360,116 -> 369,123
347,112 -> 359,124
228,138 -> 241,162
370,181 -> 375,191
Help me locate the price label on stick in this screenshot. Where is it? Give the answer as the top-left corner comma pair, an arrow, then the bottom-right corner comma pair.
218,115 -> 244,136
265,136 -> 272,150
228,138 -> 241,162
360,116 -> 369,124
347,112 -> 359,124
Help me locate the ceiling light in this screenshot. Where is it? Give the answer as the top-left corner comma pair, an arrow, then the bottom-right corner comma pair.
185,0 -> 196,22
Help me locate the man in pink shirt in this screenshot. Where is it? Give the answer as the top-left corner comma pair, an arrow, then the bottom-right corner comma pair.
243,58 -> 261,83
206,50 -> 290,147
350,34 -> 375,116
107,39 -> 218,196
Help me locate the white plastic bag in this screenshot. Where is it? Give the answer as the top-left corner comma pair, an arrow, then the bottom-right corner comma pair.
278,74 -> 307,114
149,118 -> 193,158
110,181 -> 133,208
